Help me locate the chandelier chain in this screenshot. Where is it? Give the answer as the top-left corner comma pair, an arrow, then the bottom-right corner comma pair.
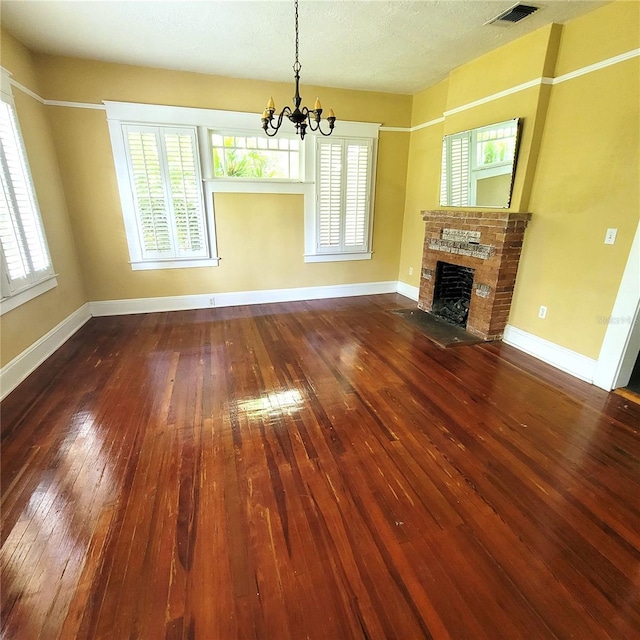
294,0 -> 300,71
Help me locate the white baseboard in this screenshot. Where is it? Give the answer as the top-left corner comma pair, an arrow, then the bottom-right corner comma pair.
90,293 -> 213,316
502,324 -> 597,383
0,303 -> 91,401
396,281 -> 420,301
0,289 -> 607,401
90,281 -> 399,316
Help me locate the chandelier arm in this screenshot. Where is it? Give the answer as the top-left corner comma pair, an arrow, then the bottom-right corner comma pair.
311,120 -> 336,137
262,106 -> 291,136
301,107 -> 335,136
300,106 -> 317,122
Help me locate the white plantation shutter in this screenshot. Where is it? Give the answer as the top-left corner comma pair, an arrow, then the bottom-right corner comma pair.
126,128 -> 172,255
0,95 -> 54,299
123,125 -> 208,261
439,140 -> 448,205
448,132 -> 470,207
344,143 -> 370,247
164,132 -> 206,255
317,141 -> 342,248
316,138 -> 372,253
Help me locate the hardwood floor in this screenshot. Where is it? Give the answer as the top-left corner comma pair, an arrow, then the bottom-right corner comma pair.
2,294 -> 639,639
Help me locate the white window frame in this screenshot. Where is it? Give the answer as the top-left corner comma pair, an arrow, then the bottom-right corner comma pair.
313,137 -> 374,259
209,129 -> 304,182
122,124 -> 210,263
107,108 -> 218,271
305,121 -> 379,263
105,101 -> 380,267
0,69 -> 57,315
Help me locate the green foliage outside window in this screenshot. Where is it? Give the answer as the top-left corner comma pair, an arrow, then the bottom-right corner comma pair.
211,133 -> 299,179
213,147 -> 274,178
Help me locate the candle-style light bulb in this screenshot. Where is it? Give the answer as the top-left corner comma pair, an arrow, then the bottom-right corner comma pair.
314,98 -> 322,111
327,108 -> 336,118
262,110 -> 269,120
267,96 -> 275,110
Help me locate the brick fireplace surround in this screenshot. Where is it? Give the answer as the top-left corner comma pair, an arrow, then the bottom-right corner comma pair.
418,210 -> 531,341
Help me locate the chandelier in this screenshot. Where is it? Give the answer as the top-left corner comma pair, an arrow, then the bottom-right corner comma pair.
261,0 -> 336,140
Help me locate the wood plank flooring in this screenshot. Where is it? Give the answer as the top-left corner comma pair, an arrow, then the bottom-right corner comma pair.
2,294 -> 639,639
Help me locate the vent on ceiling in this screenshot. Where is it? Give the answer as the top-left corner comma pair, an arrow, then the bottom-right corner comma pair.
486,4 -> 539,25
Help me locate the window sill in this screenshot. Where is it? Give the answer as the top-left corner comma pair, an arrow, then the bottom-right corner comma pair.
304,252 -> 372,263
0,276 -> 58,315
206,180 -> 311,194
204,177 -> 307,184
130,258 -> 220,271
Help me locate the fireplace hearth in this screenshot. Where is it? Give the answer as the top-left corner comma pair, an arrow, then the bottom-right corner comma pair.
419,210 -> 531,341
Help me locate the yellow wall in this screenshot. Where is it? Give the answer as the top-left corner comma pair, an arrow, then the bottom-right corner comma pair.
444,24 -> 559,111
553,0 -> 639,76
510,2 -> 639,358
0,31 -> 87,366
397,82 -> 447,286
397,1 -> 639,359
35,57 -> 411,302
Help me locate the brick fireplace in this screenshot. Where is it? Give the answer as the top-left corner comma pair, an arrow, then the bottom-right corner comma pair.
418,210 -> 531,341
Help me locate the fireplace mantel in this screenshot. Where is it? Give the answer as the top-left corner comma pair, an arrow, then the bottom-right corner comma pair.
419,210 -> 531,341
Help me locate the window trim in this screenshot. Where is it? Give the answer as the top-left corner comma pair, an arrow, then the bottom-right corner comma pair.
0,69 -> 57,313
0,275 -> 57,315
105,101 -> 380,267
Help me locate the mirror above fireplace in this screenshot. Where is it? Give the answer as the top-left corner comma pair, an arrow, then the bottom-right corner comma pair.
439,118 -> 521,209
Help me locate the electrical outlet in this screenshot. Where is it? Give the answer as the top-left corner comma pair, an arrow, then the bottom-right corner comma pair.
408,266 -> 414,276
538,305 -> 547,319
209,297 -> 215,306
604,228 -> 617,245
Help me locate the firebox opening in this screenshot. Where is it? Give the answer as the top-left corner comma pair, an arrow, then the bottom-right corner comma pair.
432,262 -> 475,328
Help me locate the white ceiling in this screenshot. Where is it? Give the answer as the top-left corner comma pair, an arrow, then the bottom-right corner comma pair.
1,1 -> 606,94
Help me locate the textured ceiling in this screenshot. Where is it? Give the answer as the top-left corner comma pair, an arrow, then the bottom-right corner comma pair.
1,1 -> 606,94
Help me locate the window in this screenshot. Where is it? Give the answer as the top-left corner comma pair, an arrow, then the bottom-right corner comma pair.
0,74 -> 56,310
105,101 -> 378,267
315,138 -> 374,256
211,132 -> 300,180
109,118 -> 218,270
124,125 -> 207,259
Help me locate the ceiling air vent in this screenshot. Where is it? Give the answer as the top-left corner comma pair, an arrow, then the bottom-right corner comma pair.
486,4 -> 539,25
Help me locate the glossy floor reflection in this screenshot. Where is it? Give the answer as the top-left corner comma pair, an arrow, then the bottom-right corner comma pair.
2,294 -> 639,639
